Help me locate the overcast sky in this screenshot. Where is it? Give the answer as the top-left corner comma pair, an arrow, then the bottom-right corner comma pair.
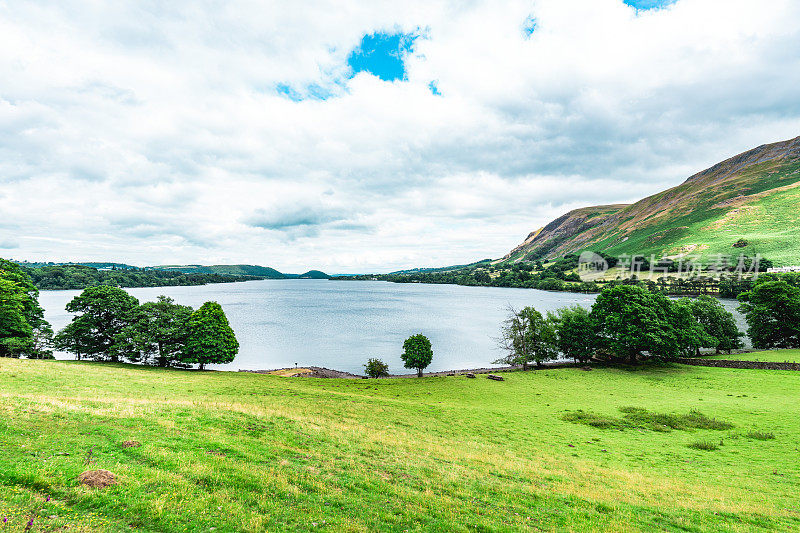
2,0 -> 800,273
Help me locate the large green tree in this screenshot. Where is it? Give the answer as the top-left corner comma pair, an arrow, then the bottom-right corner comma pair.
54,285 -> 139,361
114,296 -> 194,366
738,279 -> 800,349
684,295 -> 743,354
549,306 -> 596,364
0,259 -> 52,358
181,302 -> 239,370
495,306 -> 558,370
591,285 -> 683,363
401,334 -> 433,377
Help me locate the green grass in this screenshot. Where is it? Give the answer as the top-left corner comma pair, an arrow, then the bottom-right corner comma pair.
706,349 -> 800,362
1,359 -> 800,532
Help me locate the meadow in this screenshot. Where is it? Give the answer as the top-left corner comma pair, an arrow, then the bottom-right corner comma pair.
1,358 -> 799,532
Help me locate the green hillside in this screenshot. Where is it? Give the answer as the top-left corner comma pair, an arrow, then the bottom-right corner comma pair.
298,270 -> 330,279
505,136 -> 800,265
2,359 -> 799,531
153,264 -> 286,279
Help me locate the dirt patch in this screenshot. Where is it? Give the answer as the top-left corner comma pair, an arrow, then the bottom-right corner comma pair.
121,440 -> 140,448
79,470 -> 117,489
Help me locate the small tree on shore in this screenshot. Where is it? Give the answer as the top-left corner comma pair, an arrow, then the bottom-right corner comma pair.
550,306 -> 596,364
494,306 -> 558,370
401,334 -> 433,377
364,358 -> 389,378
738,279 -> 800,349
181,302 -> 239,370
684,295 -> 743,354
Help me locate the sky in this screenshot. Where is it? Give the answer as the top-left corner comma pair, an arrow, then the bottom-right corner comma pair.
2,0 -> 800,273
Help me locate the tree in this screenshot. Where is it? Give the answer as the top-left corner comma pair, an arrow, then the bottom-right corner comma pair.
685,295 -> 743,354
0,260 -> 53,358
53,285 -> 139,361
114,296 -> 194,366
181,302 -> 239,370
401,334 -> 433,377
0,278 -> 32,356
670,299 -> 716,358
364,358 -> 390,378
495,306 -> 558,370
738,280 -> 800,349
590,285 -> 680,363
550,306 -> 595,364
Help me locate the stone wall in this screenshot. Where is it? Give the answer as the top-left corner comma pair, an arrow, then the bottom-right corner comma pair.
678,358 -> 800,371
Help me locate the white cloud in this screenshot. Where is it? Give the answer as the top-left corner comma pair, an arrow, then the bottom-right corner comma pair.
1,0 -> 800,272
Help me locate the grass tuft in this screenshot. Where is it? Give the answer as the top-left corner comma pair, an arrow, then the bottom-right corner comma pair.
562,407 -> 734,432
745,430 -> 776,441
687,439 -> 719,451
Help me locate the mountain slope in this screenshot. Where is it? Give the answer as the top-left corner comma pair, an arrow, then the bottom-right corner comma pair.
505,136 -> 800,265
152,264 -> 286,278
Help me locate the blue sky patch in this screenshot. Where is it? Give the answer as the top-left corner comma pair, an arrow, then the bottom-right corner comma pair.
428,81 -> 441,96
347,31 -> 418,81
623,0 -> 678,10
522,16 -> 537,37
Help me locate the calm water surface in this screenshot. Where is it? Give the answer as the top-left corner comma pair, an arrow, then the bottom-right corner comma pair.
38,280 -> 746,374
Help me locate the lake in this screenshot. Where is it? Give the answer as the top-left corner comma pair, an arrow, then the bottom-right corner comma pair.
38,280 -> 746,374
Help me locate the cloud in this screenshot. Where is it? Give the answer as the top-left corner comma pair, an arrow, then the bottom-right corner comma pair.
1,0 -> 800,272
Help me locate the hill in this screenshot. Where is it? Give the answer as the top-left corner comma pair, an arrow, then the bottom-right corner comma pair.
2,359 -> 798,531
298,269 -> 330,279
505,136 -> 800,265
152,264 -> 286,279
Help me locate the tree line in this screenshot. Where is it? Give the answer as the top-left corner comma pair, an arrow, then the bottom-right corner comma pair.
495,274 -> 800,368
1,260 -> 239,369
21,263 -> 258,290
53,286 -> 239,369
363,273 -> 800,376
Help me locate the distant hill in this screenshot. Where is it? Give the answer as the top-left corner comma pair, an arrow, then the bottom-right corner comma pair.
152,264 -> 286,279
504,136 -> 800,265
298,270 -> 330,279
390,259 -> 493,275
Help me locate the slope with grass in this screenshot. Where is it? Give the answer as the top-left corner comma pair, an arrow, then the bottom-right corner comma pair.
505,136 -> 800,265
706,349 -> 800,363
2,359 -> 799,532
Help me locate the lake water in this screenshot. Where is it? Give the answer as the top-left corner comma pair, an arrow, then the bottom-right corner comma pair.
38,280 -> 746,374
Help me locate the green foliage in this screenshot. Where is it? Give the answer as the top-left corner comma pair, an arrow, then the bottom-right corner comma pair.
54,286 -> 140,361
0,259 -> 52,358
563,407 -> 734,432
590,285 -> 679,362
550,306 -> 596,363
364,358 -> 390,378
113,296 -> 194,367
738,279 -> 800,349
494,306 -> 558,369
401,334 -> 433,377
745,431 -> 775,441
23,263 -> 257,290
182,302 -> 239,370
687,439 -> 719,451
684,295 -> 743,353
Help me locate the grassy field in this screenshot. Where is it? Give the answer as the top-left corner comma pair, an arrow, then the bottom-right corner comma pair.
1,359 -> 799,532
707,349 -> 800,363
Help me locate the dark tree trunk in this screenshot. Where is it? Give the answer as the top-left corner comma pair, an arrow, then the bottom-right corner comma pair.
417,368 -> 423,377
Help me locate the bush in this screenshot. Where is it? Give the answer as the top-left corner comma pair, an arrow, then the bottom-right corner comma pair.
687,439 -> 719,451
364,358 -> 389,378
745,430 -> 775,441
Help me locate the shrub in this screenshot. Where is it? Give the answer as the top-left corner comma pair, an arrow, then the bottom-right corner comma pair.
687,439 -> 719,451
745,431 -> 775,441
364,358 -> 389,378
